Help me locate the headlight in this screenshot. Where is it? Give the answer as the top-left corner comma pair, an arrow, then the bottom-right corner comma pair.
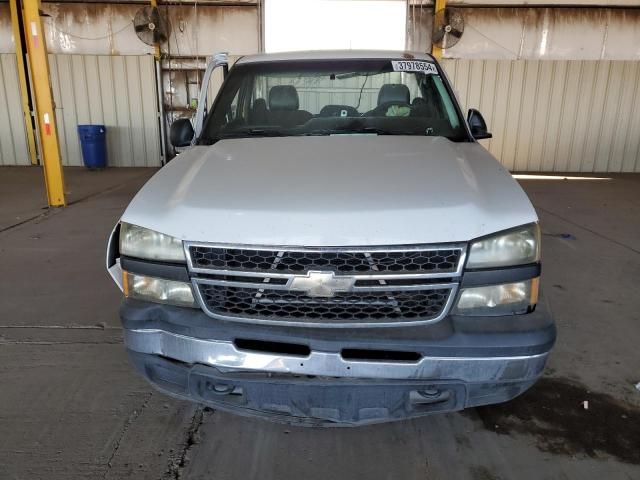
119,223 -> 185,263
466,224 -> 540,269
452,278 -> 539,316
123,272 -> 197,307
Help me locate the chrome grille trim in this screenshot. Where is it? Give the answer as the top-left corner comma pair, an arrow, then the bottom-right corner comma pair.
194,276 -> 457,293
187,268 -> 459,281
184,242 -> 466,328
186,242 -> 467,254
185,242 -> 467,277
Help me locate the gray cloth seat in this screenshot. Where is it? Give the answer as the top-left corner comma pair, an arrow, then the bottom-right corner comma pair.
411,97 -> 440,118
268,85 -> 312,127
377,84 -> 411,106
249,98 -> 268,124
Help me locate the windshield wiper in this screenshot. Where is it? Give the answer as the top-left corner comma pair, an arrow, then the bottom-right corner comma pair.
349,127 -> 402,135
301,127 -> 416,136
201,128 -> 288,145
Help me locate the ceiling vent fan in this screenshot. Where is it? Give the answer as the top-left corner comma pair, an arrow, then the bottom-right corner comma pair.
432,8 -> 464,49
133,6 -> 170,46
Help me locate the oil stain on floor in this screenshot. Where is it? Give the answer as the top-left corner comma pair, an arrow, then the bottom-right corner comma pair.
469,377 -> 640,464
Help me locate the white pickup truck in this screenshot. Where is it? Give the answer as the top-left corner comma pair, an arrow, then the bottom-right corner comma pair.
106,50 -> 555,426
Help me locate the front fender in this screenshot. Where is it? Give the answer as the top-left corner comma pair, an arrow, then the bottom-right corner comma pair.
106,222 -> 123,291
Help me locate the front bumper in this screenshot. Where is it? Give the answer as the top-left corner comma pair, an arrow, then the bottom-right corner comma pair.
121,298 -> 555,426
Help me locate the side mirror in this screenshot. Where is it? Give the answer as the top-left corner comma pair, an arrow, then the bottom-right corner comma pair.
169,118 -> 195,147
467,109 -> 492,140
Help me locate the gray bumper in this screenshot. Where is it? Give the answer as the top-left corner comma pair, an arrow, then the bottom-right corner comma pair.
121,299 -> 554,425
127,346 -> 544,426
125,328 -> 548,383
124,328 -> 550,426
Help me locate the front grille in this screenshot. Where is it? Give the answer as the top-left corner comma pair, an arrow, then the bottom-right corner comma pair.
190,246 -> 461,275
198,284 -> 451,324
188,243 -> 464,326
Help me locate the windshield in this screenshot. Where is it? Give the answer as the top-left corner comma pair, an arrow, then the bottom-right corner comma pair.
200,59 -> 469,144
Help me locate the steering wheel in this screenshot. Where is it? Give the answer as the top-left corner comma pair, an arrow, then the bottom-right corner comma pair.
364,101 -> 411,117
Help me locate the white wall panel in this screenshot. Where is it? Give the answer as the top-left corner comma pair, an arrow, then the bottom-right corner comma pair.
49,54 -> 161,167
443,59 -> 640,172
0,54 -> 29,165
441,8 -> 640,61
0,5 -> 14,54
38,4 -> 258,57
407,4 -> 433,53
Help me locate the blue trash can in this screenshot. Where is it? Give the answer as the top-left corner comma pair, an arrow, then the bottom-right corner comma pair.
77,125 -> 107,169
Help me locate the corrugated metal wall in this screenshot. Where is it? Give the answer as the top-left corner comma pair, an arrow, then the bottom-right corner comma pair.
48,54 -> 161,167
4,53 -> 640,173
443,59 -> 640,172
0,54 -> 30,166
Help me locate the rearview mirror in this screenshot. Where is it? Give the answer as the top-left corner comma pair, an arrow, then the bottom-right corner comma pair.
467,109 -> 492,140
170,118 -> 194,147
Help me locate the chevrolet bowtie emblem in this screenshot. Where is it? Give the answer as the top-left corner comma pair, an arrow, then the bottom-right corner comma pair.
289,271 -> 356,298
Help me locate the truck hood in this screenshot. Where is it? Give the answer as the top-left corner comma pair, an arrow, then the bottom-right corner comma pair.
121,136 -> 537,246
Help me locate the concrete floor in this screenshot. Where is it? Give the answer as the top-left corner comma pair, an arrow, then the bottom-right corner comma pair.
0,166 -> 639,479
0,166 -> 155,232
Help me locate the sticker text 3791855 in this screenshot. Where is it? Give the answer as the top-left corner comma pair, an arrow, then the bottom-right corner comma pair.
391,60 -> 438,75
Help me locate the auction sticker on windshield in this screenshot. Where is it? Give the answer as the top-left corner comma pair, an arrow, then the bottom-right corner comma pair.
391,60 -> 438,74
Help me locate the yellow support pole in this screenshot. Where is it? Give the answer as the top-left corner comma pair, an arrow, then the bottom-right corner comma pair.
432,0 -> 447,60
150,0 -> 160,60
9,0 -> 38,165
21,0 -> 66,207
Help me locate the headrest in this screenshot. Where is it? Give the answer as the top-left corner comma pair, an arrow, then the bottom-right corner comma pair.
269,85 -> 299,111
378,84 -> 410,106
253,98 -> 267,112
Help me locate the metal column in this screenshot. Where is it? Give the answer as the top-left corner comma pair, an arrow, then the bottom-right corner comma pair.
21,0 -> 66,206
9,0 -> 38,165
150,0 -> 161,60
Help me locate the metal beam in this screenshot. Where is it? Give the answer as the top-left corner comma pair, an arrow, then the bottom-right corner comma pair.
36,0 -> 258,4
432,0 -> 446,60
21,0 -> 66,207
9,0 -> 38,166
